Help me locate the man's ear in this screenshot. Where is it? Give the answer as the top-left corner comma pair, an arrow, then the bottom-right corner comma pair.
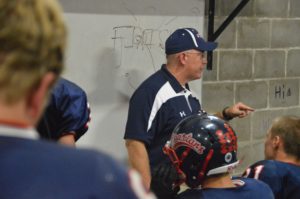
26,72 -> 56,124
178,52 -> 187,65
272,135 -> 281,149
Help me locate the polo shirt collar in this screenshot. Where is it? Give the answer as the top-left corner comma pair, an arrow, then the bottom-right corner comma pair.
161,64 -> 189,93
0,125 -> 39,140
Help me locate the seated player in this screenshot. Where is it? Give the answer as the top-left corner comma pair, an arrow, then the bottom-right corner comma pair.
0,0 -> 156,198
162,114 -> 274,199
37,77 -> 91,146
243,116 -> 300,199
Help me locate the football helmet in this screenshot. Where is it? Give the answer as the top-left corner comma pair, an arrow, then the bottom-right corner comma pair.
163,113 -> 239,188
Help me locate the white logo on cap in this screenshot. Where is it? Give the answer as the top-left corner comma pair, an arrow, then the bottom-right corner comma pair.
184,29 -> 198,47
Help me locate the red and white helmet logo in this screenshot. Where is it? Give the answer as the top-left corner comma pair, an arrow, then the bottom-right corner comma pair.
171,133 -> 206,155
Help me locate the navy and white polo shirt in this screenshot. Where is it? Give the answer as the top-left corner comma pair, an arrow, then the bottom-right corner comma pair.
124,65 -> 202,170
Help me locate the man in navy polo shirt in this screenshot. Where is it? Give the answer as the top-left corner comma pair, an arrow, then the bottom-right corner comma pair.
124,28 -> 254,198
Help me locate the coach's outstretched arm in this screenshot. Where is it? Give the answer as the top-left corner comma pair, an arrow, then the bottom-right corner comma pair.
215,102 -> 254,121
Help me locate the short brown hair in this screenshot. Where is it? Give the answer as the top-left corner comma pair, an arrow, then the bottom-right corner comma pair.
270,116 -> 300,159
0,0 -> 66,104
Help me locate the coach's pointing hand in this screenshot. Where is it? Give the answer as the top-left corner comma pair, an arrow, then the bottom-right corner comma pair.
222,102 -> 254,120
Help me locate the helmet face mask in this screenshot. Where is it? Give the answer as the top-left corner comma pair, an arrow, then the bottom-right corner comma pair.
164,114 -> 239,188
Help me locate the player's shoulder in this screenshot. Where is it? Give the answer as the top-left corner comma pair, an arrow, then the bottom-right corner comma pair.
243,160 -> 280,179
28,140 -> 156,198
248,160 -> 295,176
73,148 -> 157,199
53,78 -> 87,100
272,160 -> 300,171
15,138 -> 118,171
233,177 -> 274,198
34,139 -> 109,161
235,177 -> 269,188
35,140 -> 128,180
176,178 -> 273,199
56,78 -> 83,91
250,160 -> 278,169
50,78 -> 89,115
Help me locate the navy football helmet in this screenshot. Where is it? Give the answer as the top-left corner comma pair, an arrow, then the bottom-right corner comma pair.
163,113 -> 239,188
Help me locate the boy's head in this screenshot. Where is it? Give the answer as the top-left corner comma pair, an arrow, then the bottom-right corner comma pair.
164,114 -> 239,188
0,0 -> 66,104
264,116 -> 300,160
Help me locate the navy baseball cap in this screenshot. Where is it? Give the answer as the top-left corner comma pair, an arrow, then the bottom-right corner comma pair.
165,28 -> 217,55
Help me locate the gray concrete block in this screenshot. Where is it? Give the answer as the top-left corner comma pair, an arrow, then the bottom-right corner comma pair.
203,67 -> 217,82
269,79 -> 300,107
236,141 -> 265,174
214,17 -> 236,49
230,116 -> 251,142
252,109 -> 284,139
287,49 -> 300,77
189,79 -> 202,96
271,20 -> 300,48
236,81 -> 268,109
254,50 -> 285,78
218,0 -> 254,17
237,19 -> 270,48
219,50 -> 252,80
284,107 -> 300,116
202,82 -> 234,113
203,51 -> 218,81
236,143 -> 253,174
290,0 -> 300,17
203,17 -> 236,49
252,141 -> 265,163
255,0 -> 288,17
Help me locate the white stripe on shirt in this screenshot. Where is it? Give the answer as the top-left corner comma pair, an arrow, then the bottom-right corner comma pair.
147,82 -> 184,131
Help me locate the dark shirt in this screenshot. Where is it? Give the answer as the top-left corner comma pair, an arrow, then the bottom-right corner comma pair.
37,78 -> 90,141
0,126 -> 151,199
176,178 -> 274,199
243,160 -> 300,199
124,65 -> 202,170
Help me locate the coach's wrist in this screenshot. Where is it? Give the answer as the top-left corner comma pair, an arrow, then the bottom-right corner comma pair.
222,106 -> 234,121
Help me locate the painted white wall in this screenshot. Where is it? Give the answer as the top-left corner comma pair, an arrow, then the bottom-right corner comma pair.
59,0 -> 205,161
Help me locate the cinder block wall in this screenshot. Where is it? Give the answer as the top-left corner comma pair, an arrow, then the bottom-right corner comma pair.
203,0 -> 300,174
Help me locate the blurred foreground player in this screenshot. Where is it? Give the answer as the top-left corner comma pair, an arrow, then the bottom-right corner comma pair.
0,0 -> 155,198
163,114 -> 274,199
37,77 -> 91,146
243,116 -> 300,199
